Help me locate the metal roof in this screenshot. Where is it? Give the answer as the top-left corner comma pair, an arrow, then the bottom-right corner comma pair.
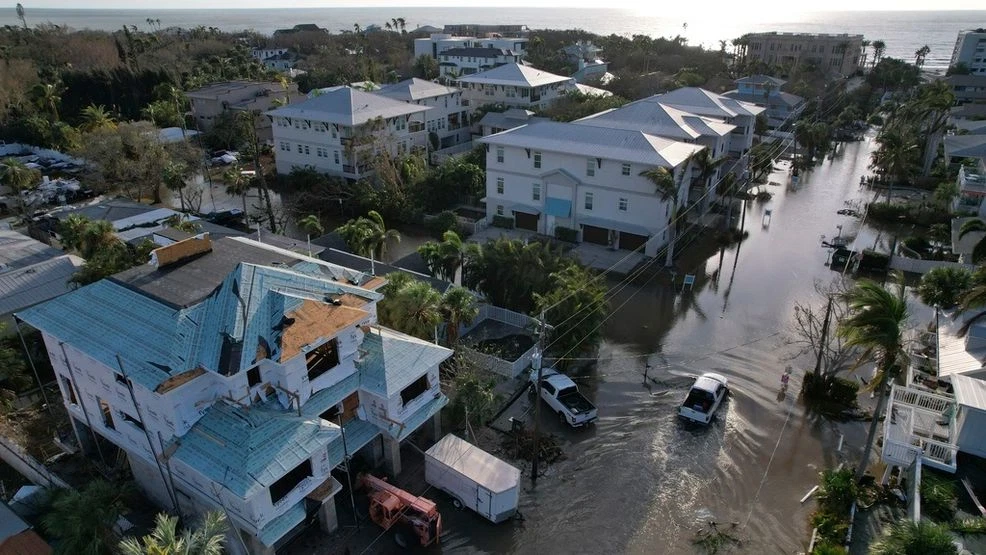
49,199 -> 178,231
478,109 -> 547,131
173,399 -> 339,498
327,417 -> 380,468
736,74 -> 787,87
723,89 -> 805,109
953,374 -> 986,411
266,86 -> 430,127
392,394 -> 447,441
650,87 -> 765,118
479,120 -> 704,168
426,434 -> 520,493
0,230 -> 61,273
945,135 -> 986,160
458,63 -> 572,88
303,370 -> 360,420
574,83 -> 612,97
575,100 -> 734,140
375,78 -> 460,102
0,501 -> 30,543
357,327 -> 453,397
257,500 -> 305,547
0,254 -> 84,316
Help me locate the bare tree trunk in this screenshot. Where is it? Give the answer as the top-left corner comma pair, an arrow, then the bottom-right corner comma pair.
249,116 -> 278,233
856,383 -> 890,482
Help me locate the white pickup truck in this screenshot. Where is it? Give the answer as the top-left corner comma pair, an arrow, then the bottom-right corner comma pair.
529,368 -> 598,427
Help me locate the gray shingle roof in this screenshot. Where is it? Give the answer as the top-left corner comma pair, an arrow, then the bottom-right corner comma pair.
650,87 -> 765,118
266,86 -> 430,126
357,327 -> 452,397
0,254 -> 84,316
479,120 -> 704,168
458,63 -> 572,88
375,78 -> 460,102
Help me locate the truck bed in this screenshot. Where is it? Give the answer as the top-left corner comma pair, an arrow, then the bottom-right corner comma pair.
558,390 -> 595,415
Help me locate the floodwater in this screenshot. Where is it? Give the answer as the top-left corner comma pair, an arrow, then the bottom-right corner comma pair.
430,131 -> 926,555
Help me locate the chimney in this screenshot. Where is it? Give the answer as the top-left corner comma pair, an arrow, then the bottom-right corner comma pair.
149,233 -> 213,269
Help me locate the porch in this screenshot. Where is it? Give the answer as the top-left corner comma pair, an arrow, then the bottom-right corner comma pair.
882,385 -> 959,473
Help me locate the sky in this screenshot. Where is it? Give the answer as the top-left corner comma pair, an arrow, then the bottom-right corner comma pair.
8,0 -> 986,10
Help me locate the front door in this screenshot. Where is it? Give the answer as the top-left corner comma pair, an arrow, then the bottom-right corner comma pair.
514,211 -> 539,231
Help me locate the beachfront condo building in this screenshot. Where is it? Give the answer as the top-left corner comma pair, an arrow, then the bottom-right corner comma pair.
723,75 -> 805,130
738,32 -> 864,77
16,235 -> 451,555
457,63 -> 577,112
950,29 -> 986,75
373,78 -> 473,164
413,32 -> 528,62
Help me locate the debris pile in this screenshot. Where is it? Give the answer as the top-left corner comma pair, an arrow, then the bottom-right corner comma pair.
500,428 -> 564,464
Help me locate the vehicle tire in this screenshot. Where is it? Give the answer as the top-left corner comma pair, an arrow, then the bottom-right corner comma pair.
393,522 -> 416,549
558,411 -> 566,425
452,497 -> 463,510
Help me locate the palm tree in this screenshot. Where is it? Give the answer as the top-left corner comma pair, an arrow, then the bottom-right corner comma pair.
913,80 -> 956,176
0,157 -> 41,219
164,214 -> 201,234
641,166 -> 681,267
860,39 -> 871,70
222,165 -> 250,217
958,219 -> 986,263
162,161 -> 190,212
914,45 -> 931,67
417,230 -> 464,282
79,104 -> 116,133
31,82 -> 62,122
440,286 -> 479,346
119,511 -> 227,555
58,214 -> 91,253
872,40 -> 886,68
79,219 -> 121,259
297,214 -> 324,257
337,210 -> 400,261
43,480 -> 129,555
870,126 -> 920,186
378,275 -> 443,340
836,279 -> 909,481
15,3 -> 27,29
870,520 -> 957,555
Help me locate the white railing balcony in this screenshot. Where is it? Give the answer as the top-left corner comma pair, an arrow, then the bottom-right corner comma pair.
882,385 -> 958,473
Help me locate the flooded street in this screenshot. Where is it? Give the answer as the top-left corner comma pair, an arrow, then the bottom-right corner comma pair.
435,132 -> 902,554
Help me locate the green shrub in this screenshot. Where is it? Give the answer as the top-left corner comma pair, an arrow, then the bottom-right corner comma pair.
811,543 -> 847,555
866,202 -> 950,227
871,520 -> 957,555
426,210 -> 459,237
491,215 -> 514,229
901,235 -> 931,254
952,517 -> 986,534
920,472 -> 958,522
554,226 -> 578,242
802,373 -> 860,412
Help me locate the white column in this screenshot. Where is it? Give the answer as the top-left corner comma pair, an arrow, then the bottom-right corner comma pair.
382,436 -> 402,477
318,499 -> 339,534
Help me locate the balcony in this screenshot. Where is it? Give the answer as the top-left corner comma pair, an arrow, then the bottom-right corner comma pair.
958,165 -> 986,197
882,385 -> 958,473
409,122 -> 425,133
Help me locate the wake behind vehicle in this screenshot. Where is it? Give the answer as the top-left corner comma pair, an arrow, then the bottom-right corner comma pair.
679,372 -> 728,425
529,367 -> 598,427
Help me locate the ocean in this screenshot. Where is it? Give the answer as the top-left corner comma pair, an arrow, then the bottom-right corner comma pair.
2,7 -> 984,71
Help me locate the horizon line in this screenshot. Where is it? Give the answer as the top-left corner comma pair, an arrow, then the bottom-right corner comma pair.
8,6 -> 986,11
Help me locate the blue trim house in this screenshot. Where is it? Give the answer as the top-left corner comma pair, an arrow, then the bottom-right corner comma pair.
16,235 -> 451,555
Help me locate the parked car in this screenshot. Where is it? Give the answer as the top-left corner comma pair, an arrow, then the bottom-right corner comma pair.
424,434 -> 520,523
201,208 -> 244,226
529,367 -> 597,427
209,150 -> 239,166
679,372 -> 728,425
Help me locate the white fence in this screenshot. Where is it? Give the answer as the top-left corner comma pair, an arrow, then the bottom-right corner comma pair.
458,304 -> 538,378
429,142 -> 474,165
889,254 -> 975,275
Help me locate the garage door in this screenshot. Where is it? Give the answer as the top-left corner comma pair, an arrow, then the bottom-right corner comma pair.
618,232 -> 649,251
514,211 -> 539,231
582,225 -> 610,246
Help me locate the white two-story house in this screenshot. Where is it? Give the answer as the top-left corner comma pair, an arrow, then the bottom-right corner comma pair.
574,98 -> 736,207
17,235 -> 451,555
457,63 -> 576,112
436,47 -> 522,77
480,121 -> 703,254
267,86 -> 431,179
649,87 -> 765,159
373,78 -> 472,163
414,33 -> 528,61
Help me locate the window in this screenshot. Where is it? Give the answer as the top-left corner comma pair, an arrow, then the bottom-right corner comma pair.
98,397 -> 115,430
533,152 -> 542,168
618,197 -> 629,212
61,376 -> 77,405
496,177 -> 504,195
121,411 -> 144,430
331,126 -> 337,138
248,367 -> 261,387
400,375 -> 430,406
541,381 -> 556,396
306,338 -> 339,381
586,159 -> 595,177
320,404 -> 341,422
622,163 -> 631,176
496,147 -> 504,163
303,145 -> 310,155
584,192 -> 593,210
269,459 -> 313,505
532,183 -> 541,201
334,151 -> 340,164
496,204 -> 504,216
296,144 -> 302,154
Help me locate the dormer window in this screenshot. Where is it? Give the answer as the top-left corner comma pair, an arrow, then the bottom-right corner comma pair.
306,338 -> 339,381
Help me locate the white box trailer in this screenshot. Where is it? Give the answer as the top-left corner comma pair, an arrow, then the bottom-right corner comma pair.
424,434 -> 520,523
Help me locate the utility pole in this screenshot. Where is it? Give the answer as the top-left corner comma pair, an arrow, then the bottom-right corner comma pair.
813,296 -> 834,376
530,310 -> 549,487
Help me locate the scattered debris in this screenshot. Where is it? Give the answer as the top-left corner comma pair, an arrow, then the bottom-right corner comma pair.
801,485 -> 820,504
500,428 -> 564,465
692,521 -> 742,554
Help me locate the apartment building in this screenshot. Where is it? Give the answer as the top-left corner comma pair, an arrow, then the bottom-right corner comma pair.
647,87 -> 765,157
267,86 -> 431,179
17,235 -> 451,555
480,121 -> 703,255
436,47 -> 522,77
186,80 -> 302,142
723,75 -> 805,130
739,32 -> 864,77
950,29 -> 986,74
413,32 -> 528,61
374,78 -> 472,163
457,63 -> 576,112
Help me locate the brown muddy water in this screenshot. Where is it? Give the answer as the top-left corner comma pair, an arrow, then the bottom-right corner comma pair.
424,132 -> 934,555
